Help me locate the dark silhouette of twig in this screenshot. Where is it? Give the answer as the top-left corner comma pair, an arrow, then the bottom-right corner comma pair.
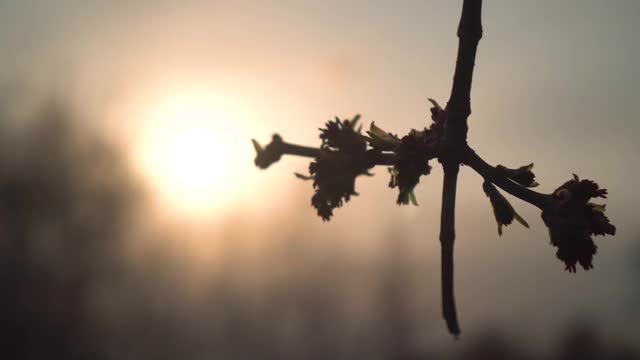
437,0 -> 483,336
252,0 -> 616,336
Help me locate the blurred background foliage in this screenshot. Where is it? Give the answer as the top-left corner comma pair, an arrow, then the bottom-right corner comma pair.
0,99 -> 638,359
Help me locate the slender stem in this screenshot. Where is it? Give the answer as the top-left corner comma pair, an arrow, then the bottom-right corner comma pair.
281,142 -> 323,158
462,146 -> 551,209
437,0 -> 483,337
440,160 -> 461,337
253,135 -> 398,169
281,143 -> 398,165
445,0 -> 483,145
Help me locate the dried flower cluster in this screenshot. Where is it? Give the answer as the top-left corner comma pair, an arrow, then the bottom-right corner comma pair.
365,99 -> 444,205
295,116 -> 379,221
542,175 -> 616,272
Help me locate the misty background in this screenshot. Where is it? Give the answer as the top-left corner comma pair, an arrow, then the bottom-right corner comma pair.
1,0 -> 639,359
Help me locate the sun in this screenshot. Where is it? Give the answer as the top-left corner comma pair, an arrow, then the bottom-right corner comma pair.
134,90 -> 239,215
154,126 -> 226,203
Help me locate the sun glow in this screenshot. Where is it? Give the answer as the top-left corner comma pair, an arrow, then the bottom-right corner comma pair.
134,89 -> 247,216
153,126 -> 225,205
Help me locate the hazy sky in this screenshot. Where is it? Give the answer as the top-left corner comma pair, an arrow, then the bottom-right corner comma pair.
1,0 -> 639,350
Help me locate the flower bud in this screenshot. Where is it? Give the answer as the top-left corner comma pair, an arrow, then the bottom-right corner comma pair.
364,122 -> 401,151
482,181 -> 529,236
253,134 -> 284,169
497,163 -> 539,188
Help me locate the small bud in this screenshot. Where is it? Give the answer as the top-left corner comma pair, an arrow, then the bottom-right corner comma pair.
253,134 -> 284,169
497,163 -> 539,188
428,98 -> 446,124
426,98 -> 446,140
365,122 -> 401,151
483,181 -> 529,236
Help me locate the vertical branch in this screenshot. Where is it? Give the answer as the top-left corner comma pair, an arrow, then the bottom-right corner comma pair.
440,161 -> 460,336
446,0 -> 483,145
439,0 -> 483,337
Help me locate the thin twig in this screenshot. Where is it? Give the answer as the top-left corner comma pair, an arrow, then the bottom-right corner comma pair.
439,160 -> 460,336
438,0 -> 483,337
462,146 -> 551,209
253,135 -> 399,168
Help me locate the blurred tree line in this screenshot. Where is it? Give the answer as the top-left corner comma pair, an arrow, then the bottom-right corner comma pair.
0,100 -> 638,359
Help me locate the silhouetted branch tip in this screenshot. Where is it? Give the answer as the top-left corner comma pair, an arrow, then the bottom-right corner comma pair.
253,134 -> 284,169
